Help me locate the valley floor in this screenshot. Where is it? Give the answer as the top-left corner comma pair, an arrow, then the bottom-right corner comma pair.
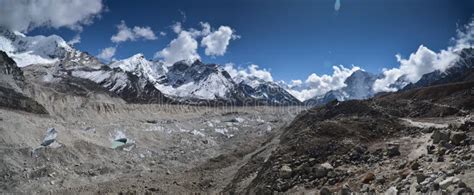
0,104 -> 302,194
0,100 -> 474,194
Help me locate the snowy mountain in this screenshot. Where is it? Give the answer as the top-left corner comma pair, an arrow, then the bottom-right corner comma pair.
304,70 -> 378,106
403,48 -> 474,90
0,30 -> 302,105
237,76 -> 301,105
155,60 -> 237,100
0,28 -> 73,67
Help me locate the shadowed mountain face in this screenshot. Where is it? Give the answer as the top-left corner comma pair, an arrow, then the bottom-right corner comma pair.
0,51 -> 48,114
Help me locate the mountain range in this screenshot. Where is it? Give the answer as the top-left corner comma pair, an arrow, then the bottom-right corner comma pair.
0,28 -> 472,107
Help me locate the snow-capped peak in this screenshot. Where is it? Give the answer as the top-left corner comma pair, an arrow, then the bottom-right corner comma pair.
109,53 -> 165,82
0,27 -> 73,67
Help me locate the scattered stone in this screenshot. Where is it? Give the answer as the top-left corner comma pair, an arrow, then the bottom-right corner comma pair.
320,187 -> 331,195
450,132 -> 467,146
146,120 -> 158,124
385,186 -> 398,195
386,144 -> 401,157
415,173 -> 427,184
436,155 -> 444,162
426,145 -> 435,154
458,181 -> 467,188
279,165 -> 292,178
439,177 -> 455,189
320,162 -> 334,170
375,175 -> 385,184
411,161 -> 420,170
431,183 -> 440,191
361,172 -> 375,184
437,147 -> 447,156
312,164 -> 329,178
339,184 -> 352,195
453,188 -> 466,195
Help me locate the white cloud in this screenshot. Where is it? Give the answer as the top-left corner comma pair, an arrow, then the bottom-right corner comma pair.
224,63 -> 273,83
97,47 -> 116,61
111,21 -> 157,43
0,0 -> 103,32
133,26 -> 157,40
373,46 -> 458,92
156,22 -> 239,65
373,19 -> 473,93
172,22 -> 182,34
160,31 -> 167,36
201,26 -> 238,56
154,31 -> 200,65
289,80 -> 303,87
286,65 -> 360,101
67,34 -> 81,46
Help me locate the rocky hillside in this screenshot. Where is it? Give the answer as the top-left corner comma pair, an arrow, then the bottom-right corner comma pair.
222,70 -> 474,194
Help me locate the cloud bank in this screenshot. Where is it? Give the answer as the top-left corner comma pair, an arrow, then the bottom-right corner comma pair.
286,65 -> 360,101
0,0 -> 103,32
373,19 -> 474,92
224,63 -> 273,83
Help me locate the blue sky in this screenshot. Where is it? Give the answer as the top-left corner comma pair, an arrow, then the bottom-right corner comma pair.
28,0 -> 474,82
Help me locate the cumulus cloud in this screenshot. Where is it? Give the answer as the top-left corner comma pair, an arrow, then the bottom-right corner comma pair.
97,47 -> 116,61
111,21 -> 157,43
0,0 -> 103,32
373,19 -> 474,92
155,22 -> 239,65
286,65 -> 360,101
154,31 -> 200,65
224,63 -> 273,83
201,26 -> 239,56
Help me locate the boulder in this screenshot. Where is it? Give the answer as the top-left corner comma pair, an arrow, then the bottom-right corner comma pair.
439,177 -> 456,189
320,187 -> 331,195
361,172 -> 375,184
450,132 -> 467,146
312,164 -> 329,178
431,130 -> 450,144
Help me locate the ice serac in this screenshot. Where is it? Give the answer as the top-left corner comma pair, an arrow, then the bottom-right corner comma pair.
0,51 -> 48,114
304,70 -> 378,106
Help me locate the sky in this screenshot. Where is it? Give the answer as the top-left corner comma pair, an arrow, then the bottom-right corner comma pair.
0,0 -> 473,100
22,0 -> 472,81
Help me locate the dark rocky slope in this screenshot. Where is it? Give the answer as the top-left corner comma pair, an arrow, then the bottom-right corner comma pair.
0,51 -> 47,114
